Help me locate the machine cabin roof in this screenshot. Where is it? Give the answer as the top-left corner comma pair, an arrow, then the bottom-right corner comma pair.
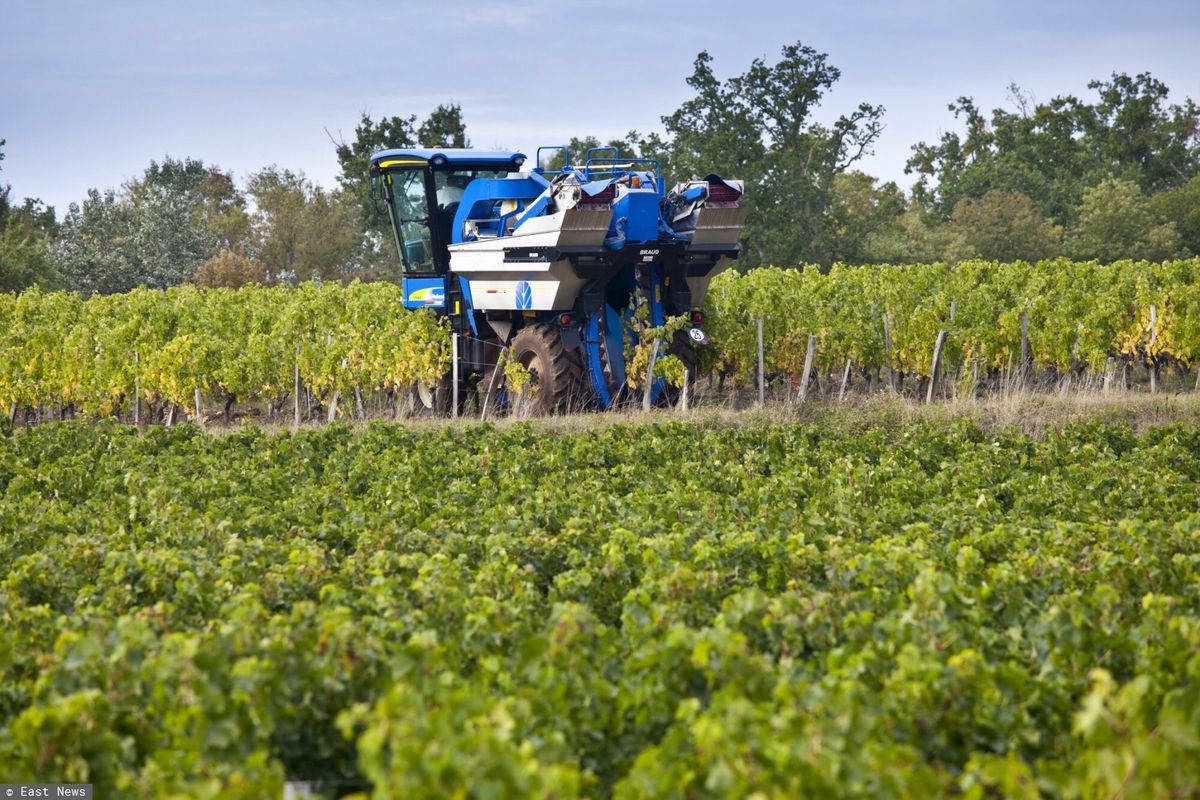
370,148 -> 527,171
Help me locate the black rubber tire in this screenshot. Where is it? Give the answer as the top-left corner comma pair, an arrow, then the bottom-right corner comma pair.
509,324 -> 584,415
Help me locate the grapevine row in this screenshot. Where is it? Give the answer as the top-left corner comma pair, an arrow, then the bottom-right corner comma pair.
706,258 -> 1200,385
0,282 -> 450,418
2,258 -> 1197,420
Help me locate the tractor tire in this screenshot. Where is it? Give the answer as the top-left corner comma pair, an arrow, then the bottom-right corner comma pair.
508,324 -> 584,415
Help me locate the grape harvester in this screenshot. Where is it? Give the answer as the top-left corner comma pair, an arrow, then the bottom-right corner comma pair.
370,145 -> 746,413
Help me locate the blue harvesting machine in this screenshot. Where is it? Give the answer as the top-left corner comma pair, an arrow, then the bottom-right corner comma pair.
369,145 -> 746,413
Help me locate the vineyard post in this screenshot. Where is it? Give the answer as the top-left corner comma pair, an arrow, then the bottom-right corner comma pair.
927,330 -> 948,404
838,358 -> 852,402
949,300 -> 958,400
194,388 -> 204,432
133,350 -> 140,428
1019,309 -> 1030,388
797,333 -> 817,402
643,337 -> 659,412
452,333 -> 459,420
284,782 -> 314,800
1149,305 -> 1158,394
326,390 -> 339,424
292,344 -> 301,432
480,347 -> 507,422
680,369 -> 689,412
756,318 -> 764,407
1103,357 -> 1116,394
882,311 -> 895,391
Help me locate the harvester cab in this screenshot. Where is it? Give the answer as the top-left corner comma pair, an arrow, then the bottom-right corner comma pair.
369,145 -> 747,413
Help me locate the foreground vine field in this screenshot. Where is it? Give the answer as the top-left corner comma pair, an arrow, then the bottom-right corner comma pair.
2,418 -> 1200,798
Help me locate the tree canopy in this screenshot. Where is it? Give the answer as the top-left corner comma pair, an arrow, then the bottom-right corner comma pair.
660,43 -> 885,267
907,74 -> 1200,225
0,138 -> 57,291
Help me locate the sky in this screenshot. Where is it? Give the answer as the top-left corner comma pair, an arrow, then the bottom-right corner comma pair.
1,0 -> 1198,216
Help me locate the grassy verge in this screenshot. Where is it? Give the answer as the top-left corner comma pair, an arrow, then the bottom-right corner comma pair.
330,391 -> 1200,438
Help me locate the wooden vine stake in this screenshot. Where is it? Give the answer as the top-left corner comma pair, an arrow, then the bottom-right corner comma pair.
838,358 -> 852,403
293,344 -> 301,432
451,332 -> 459,419
326,390 -> 339,424
194,388 -> 204,432
1019,309 -> 1030,389
133,350 -> 141,428
797,334 -> 817,402
1149,305 -> 1158,394
927,330 -> 948,404
480,347 -> 508,422
680,369 -> 689,412
882,311 -> 895,391
756,318 -> 765,407
642,338 -> 659,412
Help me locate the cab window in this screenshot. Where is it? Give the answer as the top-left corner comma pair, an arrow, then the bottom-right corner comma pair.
387,170 -> 435,273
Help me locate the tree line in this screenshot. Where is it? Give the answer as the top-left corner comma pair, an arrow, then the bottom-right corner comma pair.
1,41 -> 1197,295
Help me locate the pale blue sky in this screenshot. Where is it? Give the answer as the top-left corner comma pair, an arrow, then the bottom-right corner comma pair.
1,0 -> 1197,215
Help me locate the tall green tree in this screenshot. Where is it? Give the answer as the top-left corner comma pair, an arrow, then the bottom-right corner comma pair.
821,171 -> 907,265
538,135 -> 642,172
1150,173 -> 1200,256
908,74 -> 1200,225
660,43 -> 885,267
0,138 -> 58,291
948,190 -> 1062,262
0,138 -> 10,225
0,225 -> 54,293
246,167 -> 362,283
1065,177 -> 1185,262
53,157 -> 242,293
53,189 -> 138,295
334,104 -> 470,234
417,104 -> 470,149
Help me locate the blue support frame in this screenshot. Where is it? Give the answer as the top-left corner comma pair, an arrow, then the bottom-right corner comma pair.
584,313 -> 611,408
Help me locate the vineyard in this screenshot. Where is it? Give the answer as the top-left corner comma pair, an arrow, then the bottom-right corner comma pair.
1,419 -> 1198,797
2,258 -> 1200,425
705,258 -> 1200,394
0,282 -> 451,423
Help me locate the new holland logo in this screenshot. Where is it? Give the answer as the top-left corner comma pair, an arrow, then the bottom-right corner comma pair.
515,281 -> 533,310
407,287 -> 445,306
